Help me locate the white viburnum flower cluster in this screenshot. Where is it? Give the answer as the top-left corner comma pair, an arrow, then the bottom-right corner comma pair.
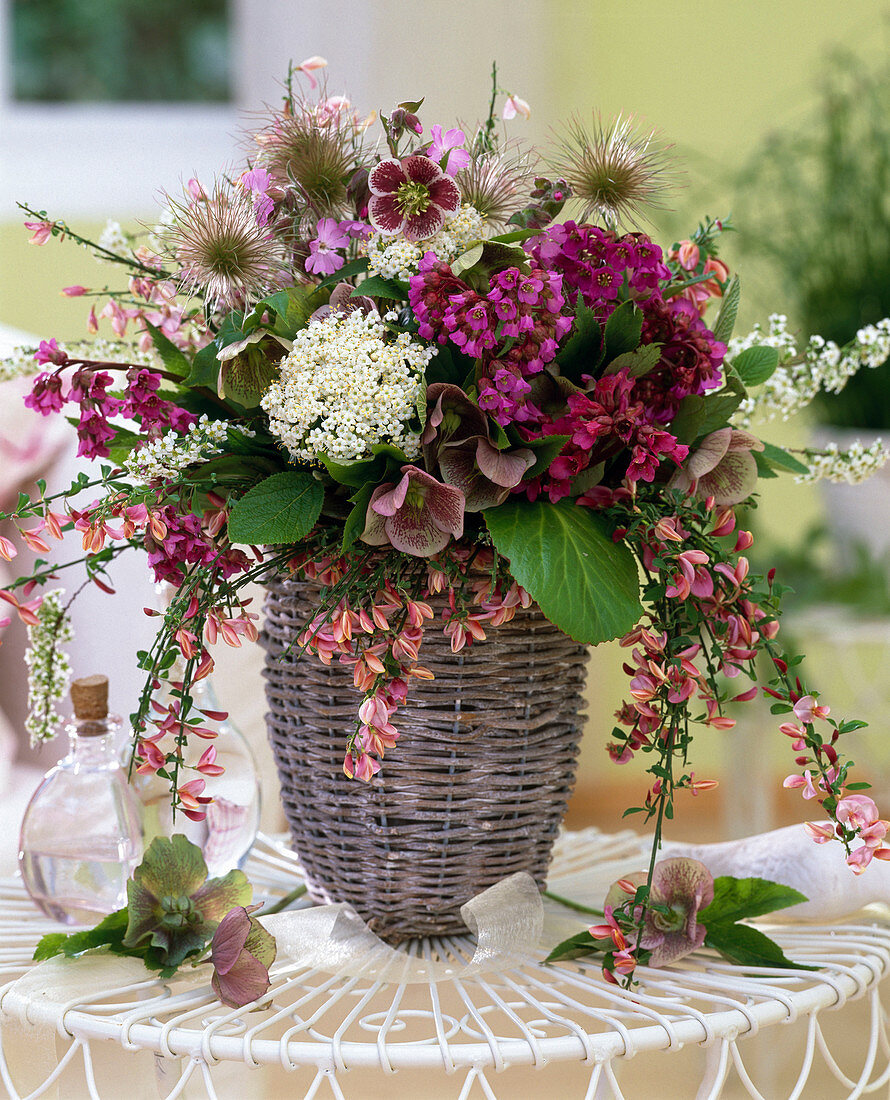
125,415 -> 232,484
24,590 -> 73,745
262,309 -> 433,462
796,439 -> 890,484
363,204 -> 487,280
732,315 -> 890,428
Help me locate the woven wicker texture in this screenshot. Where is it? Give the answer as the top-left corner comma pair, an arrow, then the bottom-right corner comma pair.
261,573 -> 589,942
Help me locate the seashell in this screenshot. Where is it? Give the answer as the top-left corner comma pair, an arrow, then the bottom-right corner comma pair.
663,824 -> 890,921
202,797 -> 250,875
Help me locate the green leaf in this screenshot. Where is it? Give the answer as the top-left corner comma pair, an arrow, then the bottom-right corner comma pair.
603,300 -> 643,362
319,443 -> 408,489
489,228 -> 541,244
34,908 -> 130,961
699,876 -> 808,926
185,340 -> 223,389
545,930 -> 598,962
754,453 -> 779,479
759,441 -> 810,476
711,274 -> 741,343
227,471 -> 324,545
106,426 -> 144,464
669,393 -> 743,444
451,242 -> 485,276
554,302 -> 602,383
317,257 -> 369,289
603,344 -> 662,378
705,921 -> 818,971
484,498 -> 643,644
426,343 -> 475,387
144,323 -> 191,378
354,275 -> 408,300
251,285 -> 329,338
342,482 -> 375,551
731,346 -> 779,387
513,433 -> 569,479
415,370 -> 428,430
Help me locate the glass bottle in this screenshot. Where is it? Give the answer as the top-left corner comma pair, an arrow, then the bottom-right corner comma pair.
130,667 -> 262,878
19,675 -> 144,925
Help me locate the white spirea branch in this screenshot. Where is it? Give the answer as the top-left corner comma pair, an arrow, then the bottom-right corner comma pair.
24,590 -> 73,745
124,414 -> 233,484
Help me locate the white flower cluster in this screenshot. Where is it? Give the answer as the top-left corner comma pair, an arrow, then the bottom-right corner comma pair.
732,314 -> 890,428
24,590 -> 73,745
97,219 -> 134,261
0,338 -> 157,384
796,439 -> 890,484
262,309 -> 433,462
363,204 -> 487,280
125,415 -> 231,484
0,346 -> 38,383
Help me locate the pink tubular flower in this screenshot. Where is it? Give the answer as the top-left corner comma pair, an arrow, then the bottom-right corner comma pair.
427,125 -> 471,175
34,338 -> 69,367
0,589 -> 42,626
368,155 -> 460,242
783,771 -> 820,800
305,218 -> 350,275
502,94 -> 531,120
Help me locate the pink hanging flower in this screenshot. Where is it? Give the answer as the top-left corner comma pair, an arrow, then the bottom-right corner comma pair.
793,694 -> 830,724
296,55 -> 328,90
367,155 -> 460,242
502,94 -> 531,120
305,218 -> 350,276
24,219 -> 55,245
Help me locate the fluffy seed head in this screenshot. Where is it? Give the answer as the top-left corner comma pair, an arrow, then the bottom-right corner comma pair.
160,180 -> 291,311
253,103 -> 361,218
549,114 -> 674,229
455,147 -> 536,229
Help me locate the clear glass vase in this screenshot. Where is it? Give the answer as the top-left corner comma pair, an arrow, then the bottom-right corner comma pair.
131,667 -> 262,878
19,706 -> 144,925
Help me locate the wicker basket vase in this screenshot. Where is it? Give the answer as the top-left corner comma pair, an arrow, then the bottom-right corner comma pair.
261,573 -> 589,943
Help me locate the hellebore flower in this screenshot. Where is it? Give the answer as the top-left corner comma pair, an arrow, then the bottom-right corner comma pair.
422,383 -> 534,510
367,155 -> 460,242
605,857 -> 714,966
123,834 -> 252,969
210,904 -> 277,1007
669,427 -> 764,506
361,465 -> 464,556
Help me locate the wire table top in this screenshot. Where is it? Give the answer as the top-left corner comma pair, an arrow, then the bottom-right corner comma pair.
1,828 -> 889,1099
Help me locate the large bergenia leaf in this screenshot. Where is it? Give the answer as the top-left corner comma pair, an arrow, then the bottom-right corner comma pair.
484,499 -> 642,644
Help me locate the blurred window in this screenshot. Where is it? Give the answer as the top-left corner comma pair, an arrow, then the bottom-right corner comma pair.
10,0 -> 231,103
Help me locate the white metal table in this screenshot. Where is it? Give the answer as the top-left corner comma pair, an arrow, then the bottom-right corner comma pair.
1,829 -> 889,1099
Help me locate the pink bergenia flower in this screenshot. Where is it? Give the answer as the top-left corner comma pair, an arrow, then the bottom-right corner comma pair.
606,858 -> 714,967
361,465 -> 465,557
368,155 -> 460,242
427,125 -> 471,175
502,94 -> 531,120
305,218 -> 350,275
34,338 -> 68,367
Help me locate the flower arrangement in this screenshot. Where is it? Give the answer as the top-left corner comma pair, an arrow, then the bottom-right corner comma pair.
4,59 -> 890,985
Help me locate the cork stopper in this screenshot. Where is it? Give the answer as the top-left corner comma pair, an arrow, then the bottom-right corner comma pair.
70,675 -> 109,721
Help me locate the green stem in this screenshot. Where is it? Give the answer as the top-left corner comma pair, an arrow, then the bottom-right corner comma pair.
259,884 -> 308,916
543,890 -> 604,917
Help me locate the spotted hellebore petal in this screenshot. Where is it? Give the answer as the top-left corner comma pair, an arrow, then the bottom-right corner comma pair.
367,154 -> 460,242
670,428 -> 764,506
604,857 -> 714,968
361,465 -> 464,556
210,904 -> 276,1008
438,436 -> 534,511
